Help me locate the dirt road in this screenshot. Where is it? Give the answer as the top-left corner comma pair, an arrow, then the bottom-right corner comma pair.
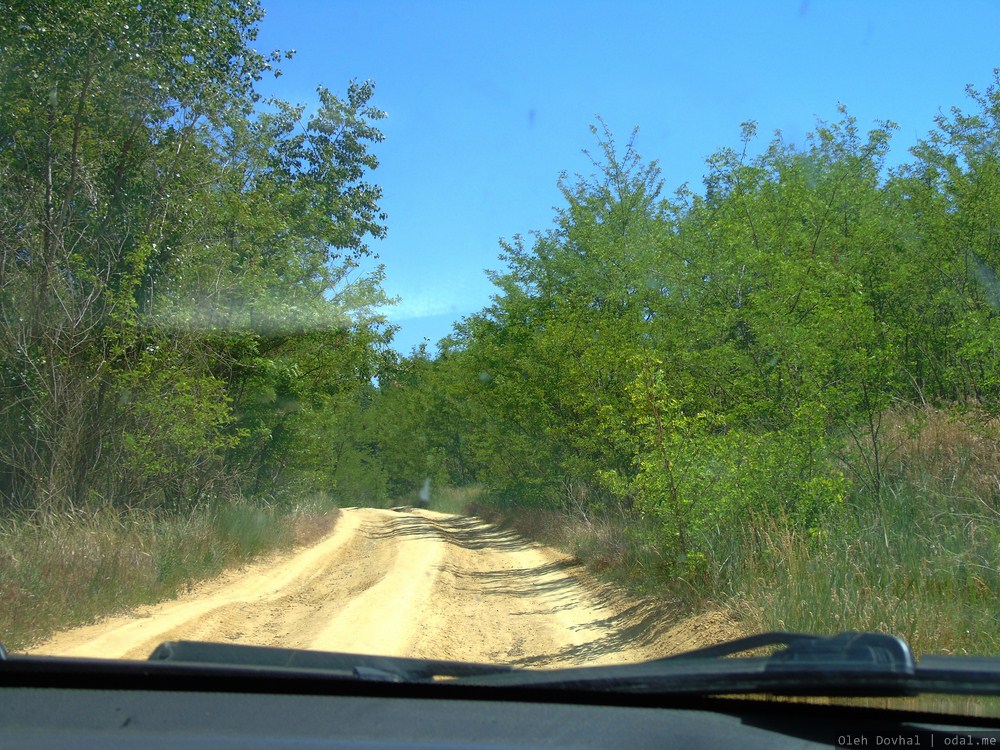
29,508 -> 741,666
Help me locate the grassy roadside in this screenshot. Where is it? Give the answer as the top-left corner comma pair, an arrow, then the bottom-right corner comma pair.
724,407 -> 1000,659
0,495 -> 340,653
460,407 -> 1000,660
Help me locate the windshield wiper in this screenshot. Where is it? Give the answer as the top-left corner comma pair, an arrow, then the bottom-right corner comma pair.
147,632 -> 1000,698
5,632 -> 1000,700
455,631 -> 1000,699
148,640 -> 514,682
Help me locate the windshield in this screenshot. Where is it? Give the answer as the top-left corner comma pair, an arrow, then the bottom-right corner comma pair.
2,0 -> 999,719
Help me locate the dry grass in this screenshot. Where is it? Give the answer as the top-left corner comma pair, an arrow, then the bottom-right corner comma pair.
290,507 -> 340,546
0,498 -> 339,652
881,406 -> 1000,506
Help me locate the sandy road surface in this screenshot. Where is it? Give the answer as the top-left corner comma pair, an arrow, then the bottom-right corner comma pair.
29,508 -> 741,666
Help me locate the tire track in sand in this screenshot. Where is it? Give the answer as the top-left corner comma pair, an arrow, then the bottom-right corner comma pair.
371,513 -> 662,667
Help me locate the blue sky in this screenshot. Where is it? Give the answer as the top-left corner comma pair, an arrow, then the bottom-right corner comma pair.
254,0 -> 1000,354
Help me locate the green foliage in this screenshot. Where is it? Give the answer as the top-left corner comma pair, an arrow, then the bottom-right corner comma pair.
0,0 -> 395,514
376,77 -> 1000,596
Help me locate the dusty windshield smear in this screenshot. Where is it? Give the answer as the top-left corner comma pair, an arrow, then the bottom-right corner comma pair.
1,0 -> 999,714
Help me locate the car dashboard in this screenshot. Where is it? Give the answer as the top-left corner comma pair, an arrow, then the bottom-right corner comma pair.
4,661 -> 1000,749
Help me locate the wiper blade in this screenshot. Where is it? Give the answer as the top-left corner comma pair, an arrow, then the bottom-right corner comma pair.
457,631 -> 1000,698
7,633 -> 1000,700
658,630 -> 914,666
148,640 -> 514,682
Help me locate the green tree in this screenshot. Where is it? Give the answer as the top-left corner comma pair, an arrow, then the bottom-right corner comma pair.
895,71 -> 1000,406
0,1 -> 394,512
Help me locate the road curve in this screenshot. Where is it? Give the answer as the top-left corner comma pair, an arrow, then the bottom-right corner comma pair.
28,508 -> 739,666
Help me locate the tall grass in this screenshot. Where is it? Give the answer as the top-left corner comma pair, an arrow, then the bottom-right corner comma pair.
709,485 -> 1000,657
717,407 -> 1000,657
0,495 -> 339,652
